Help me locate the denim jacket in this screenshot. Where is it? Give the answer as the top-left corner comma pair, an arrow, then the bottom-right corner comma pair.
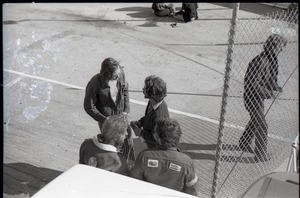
84,69 -> 130,123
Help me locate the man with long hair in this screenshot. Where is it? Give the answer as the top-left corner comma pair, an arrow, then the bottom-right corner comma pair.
130,75 -> 170,148
83,57 -> 133,164
239,34 -> 288,162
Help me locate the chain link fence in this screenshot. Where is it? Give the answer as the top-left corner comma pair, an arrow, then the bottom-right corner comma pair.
212,4 -> 298,198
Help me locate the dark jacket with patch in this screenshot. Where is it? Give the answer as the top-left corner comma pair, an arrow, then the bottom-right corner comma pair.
79,138 -> 130,176
130,147 -> 198,195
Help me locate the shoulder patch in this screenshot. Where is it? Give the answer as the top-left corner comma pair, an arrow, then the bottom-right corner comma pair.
147,159 -> 159,168
169,163 -> 182,172
88,156 -> 98,167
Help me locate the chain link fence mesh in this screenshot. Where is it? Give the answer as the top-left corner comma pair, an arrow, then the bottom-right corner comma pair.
212,5 -> 298,198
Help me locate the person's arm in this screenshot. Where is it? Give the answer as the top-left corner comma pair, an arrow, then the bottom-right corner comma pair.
79,140 -> 86,164
130,152 -> 145,180
83,82 -> 107,123
270,60 -> 282,92
184,175 -> 199,196
123,81 -> 130,113
183,163 -> 199,196
133,100 -> 150,128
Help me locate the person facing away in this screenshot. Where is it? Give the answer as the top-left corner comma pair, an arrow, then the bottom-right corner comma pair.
152,2 -> 175,17
83,57 -> 130,130
79,115 -> 130,176
239,34 -> 288,162
130,75 -> 170,148
174,3 -> 198,23
130,118 -> 199,196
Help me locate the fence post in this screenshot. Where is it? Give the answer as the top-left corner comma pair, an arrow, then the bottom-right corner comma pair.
211,3 -> 240,198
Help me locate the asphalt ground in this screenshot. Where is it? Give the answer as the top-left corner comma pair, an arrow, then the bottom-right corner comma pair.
3,3 -> 294,198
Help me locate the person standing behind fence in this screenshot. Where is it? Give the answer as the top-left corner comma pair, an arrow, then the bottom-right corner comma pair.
152,3 -> 175,17
239,34 -> 288,162
83,57 -> 133,163
130,75 -> 169,148
79,115 -> 130,176
131,118 -> 199,196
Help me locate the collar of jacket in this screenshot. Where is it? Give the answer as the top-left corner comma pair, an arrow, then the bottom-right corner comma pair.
92,136 -> 118,152
154,146 -> 179,151
99,72 -> 126,87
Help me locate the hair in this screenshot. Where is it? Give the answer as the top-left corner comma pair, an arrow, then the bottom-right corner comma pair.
263,34 -> 288,52
144,75 -> 167,102
100,57 -> 120,79
98,115 -> 128,145
154,118 -> 182,148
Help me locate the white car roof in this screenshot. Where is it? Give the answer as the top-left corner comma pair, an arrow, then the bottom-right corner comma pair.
32,164 -> 197,198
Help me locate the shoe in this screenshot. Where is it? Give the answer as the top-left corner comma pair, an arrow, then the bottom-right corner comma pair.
170,22 -> 177,28
254,153 -> 271,162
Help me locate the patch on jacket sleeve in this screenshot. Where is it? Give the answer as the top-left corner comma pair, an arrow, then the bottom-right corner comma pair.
169,163 -> 182,172
147,159 -> 158,167
88,156 -> 97,167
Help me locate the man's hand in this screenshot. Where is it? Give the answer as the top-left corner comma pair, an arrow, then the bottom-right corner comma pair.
264,89 -> 275,99
120,112 -> 128,122
277,86 -> 283,93
130,121 -> 141,129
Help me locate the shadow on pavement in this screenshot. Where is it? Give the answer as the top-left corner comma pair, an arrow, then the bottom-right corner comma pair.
220,156 -> 256,163
179,143 -> 217,150
212,3 -> 285,16
178,143 -> 256,163
183,151 -> 216,161
3,163 -> 63,197
115,6 -> 184,27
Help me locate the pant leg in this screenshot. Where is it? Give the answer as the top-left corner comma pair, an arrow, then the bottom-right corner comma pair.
239,116 -> 255,149
173,14 -> 185,22
155,8 -> 172,16
253,101 -> 268,157
239,101 -> 257,148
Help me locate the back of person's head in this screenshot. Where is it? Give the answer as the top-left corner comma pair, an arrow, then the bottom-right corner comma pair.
100,57 -> 121,79
143,75 -> 167,102
154,118 -> 182,148
263,34 -> 288,52
99,115 -> 128,147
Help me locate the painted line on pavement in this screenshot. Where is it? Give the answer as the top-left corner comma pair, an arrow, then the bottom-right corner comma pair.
4,69 -> 292,142
4,69 -> 84,90
4,75 -> 25,89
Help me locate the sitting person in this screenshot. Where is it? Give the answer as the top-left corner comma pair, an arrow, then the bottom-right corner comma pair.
152,3 -> 175,17
174,3 -> 198,23
79,115 -> 130,176
130,118 -> 199,196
